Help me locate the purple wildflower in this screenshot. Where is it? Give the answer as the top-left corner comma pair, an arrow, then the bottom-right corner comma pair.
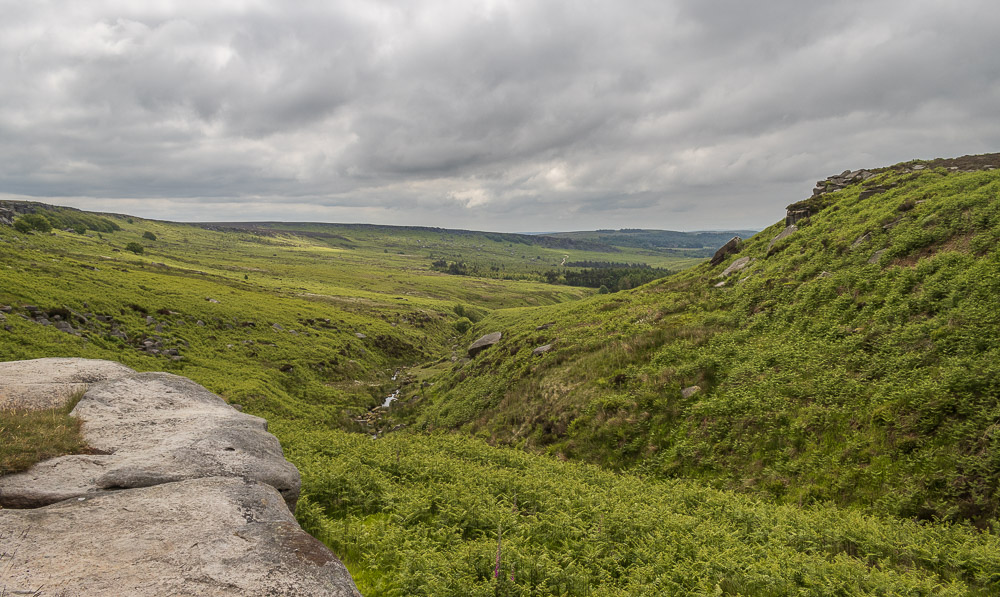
493,523 -> 502,579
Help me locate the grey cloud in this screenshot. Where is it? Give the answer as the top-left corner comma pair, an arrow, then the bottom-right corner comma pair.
1,1 -> 999,232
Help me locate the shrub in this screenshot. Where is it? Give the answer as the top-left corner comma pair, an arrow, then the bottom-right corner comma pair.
15,213 -> 52,233
125,241 -> 144,254
142,231 -> 157,241
454,317 -> 473,334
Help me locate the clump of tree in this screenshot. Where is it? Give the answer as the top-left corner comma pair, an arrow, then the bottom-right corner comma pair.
125,241 -> 144,254
13,214 -> 52,234
546,266 -> 674,292
564,260 -> 653,268
431,259 -> 471,276
142,231 -> 157,241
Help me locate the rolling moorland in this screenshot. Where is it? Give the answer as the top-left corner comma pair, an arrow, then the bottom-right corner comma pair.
2,153 -> 1000,595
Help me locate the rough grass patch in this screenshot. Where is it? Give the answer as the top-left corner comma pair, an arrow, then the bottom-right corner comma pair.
0,389 -> 89,475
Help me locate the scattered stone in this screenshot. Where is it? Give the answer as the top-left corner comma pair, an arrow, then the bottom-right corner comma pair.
272,323 -> 284,331
468,331 -> 502,357
0,305 -> 11,312
206,297 -> 220,303
0,370 -> 301,511
145,315 -> 155,325
912,164 -> 926,170
36,317 -> 51,326
681,385 -> 701,399
196,319 -> 205,326
713,280 -> 727,288
532,344 -> 553,356
851,232 -> 872,248
24,304 -> 39,313
355,332 -> 366,339
280,364 -> 294,372
720,256 -> 753,277
767,225 -> 798,252
868,249 -> 886,264
859,187 -> 888,201
535,322 -> 555,331
710,236 -> 743,266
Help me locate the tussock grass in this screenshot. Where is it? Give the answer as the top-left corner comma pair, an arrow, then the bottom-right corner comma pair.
0,389 -> 88,476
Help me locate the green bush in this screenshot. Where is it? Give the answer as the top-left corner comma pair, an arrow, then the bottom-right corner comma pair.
454,317 -> 473,334
142,231 -> 157,241
15,213 -> 52,233
125,241 -> 144,254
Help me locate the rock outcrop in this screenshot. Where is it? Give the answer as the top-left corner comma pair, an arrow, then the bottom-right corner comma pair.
0,477 -> 360,596
709,236 -> 742,266
468,331 -> 502,357
1,371 -> 301,510
0,357 -> 134,410
0,357 -> 359,596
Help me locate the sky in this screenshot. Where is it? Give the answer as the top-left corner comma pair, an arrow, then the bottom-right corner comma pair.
1,1 -> 999,233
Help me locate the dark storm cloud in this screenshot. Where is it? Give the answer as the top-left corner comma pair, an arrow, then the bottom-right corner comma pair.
1,1 -> 999,231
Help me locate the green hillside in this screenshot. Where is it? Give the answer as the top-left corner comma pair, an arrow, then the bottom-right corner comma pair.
3,155 -> 1000,596
406,157 -> 1000,526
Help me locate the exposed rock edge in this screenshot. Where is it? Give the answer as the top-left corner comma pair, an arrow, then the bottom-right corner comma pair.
0,357 -> 361,597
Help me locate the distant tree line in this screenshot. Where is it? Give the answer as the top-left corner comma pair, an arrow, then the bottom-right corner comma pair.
564,260 -> 653,269
545,266 -> 674,292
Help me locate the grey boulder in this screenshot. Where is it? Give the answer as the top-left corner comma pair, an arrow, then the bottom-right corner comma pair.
0,372 -> 301,511
468,331 -> 502,357
710,236 -> 742,266
0,476 -> 361,597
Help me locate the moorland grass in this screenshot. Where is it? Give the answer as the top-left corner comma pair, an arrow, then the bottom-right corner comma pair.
3,171 -> 1000,595
0,389 -> 88,475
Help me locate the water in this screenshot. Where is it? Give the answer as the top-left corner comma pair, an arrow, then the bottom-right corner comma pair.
382,390 -> 400,408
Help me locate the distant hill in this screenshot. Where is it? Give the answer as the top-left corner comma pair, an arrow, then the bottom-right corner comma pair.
545,228 -> 759,254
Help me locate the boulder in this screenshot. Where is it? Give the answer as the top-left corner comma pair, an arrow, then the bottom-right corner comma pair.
468,331 -> 502,357
0,371 -> 301,511
767,225 -> 798,253
859,187 -> 888,200
709,236 -> 742,266
786,209 -> 811,226
0,358 -> 135,410
681,385 -> 701,399
0,477 -> 360,597
720,257 -> 753,277
532,344 -> 553,356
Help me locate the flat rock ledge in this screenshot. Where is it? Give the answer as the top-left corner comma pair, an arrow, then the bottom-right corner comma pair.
0,477 -> 360,596
0,358 -> 360,596
0,357 -> 134,410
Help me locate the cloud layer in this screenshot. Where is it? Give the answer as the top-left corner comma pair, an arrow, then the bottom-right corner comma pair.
2,1 -> 999,231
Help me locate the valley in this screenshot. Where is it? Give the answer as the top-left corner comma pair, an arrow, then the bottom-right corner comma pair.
3,155 -> 1000,595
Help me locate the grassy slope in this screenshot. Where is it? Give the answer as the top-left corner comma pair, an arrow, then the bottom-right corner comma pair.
3,176 -> 1000,595
411,165 -> 1000,525
0,215 -> 594,431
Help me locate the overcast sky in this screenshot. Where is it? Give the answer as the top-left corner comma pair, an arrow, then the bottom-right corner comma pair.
2,1 -> 998,232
